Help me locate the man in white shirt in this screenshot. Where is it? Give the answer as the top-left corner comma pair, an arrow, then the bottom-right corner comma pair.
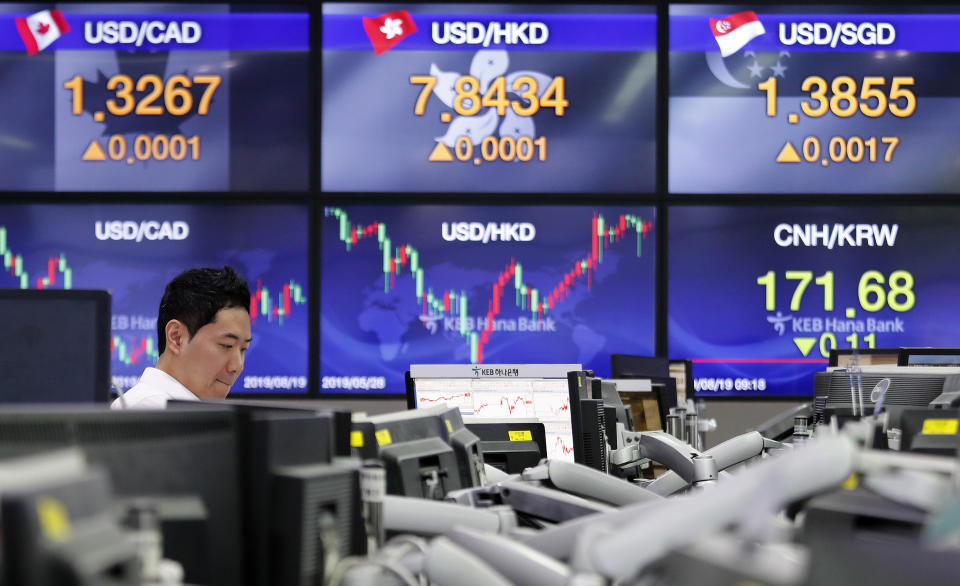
112,266 -> 252,409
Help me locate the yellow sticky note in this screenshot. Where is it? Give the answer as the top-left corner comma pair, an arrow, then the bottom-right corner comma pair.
922,419 -> 959,435
445,419 -> 454,433
350,430 -> 364,448
509,430 -> 533,442
36,497 -> 71,542
843,473 -> 859,491
375,429 -> 393,446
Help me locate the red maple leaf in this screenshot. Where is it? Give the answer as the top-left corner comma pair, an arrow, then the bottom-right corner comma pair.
36,21 -> 50,34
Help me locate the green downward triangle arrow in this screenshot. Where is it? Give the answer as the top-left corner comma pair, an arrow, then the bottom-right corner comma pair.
794,337 -> 817,357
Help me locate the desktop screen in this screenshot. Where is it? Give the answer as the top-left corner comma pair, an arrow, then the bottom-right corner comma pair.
669,4 -> 960,194
0,204 -> 308,394
669,205 -> 960,397
321,204 -> 656,394
0,3 -> 309,191
409,364 -> 577,461
321,3 -> 657,193
0,290 -> 110,402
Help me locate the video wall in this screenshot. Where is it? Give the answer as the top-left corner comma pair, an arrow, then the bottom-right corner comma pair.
3,2 -> 959,398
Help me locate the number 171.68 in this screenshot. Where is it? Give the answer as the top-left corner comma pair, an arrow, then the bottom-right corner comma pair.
756,270 -> 915,313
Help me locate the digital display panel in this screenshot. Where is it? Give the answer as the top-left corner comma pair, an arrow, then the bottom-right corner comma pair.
413,377 -> 575,461
669,206 -> 960,397
0,204 -> 309,393
0,3 -> 308,191
321,3 -> 657,193
670,5 -> 960,193
321,205 -> 656,394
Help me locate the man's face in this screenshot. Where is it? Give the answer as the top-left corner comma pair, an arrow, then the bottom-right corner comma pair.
176,307 -> 252,400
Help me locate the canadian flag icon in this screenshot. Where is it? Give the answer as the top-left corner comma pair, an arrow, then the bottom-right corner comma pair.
362,10 -> 417,55
16,9 -> 70,55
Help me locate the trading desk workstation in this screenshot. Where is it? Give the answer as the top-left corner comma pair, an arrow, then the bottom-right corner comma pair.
5,340 -> 960,585
6,1 -> 960,584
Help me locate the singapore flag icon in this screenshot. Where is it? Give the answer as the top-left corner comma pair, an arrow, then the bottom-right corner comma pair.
16,9 -> 70,55
710,11 -> 765,57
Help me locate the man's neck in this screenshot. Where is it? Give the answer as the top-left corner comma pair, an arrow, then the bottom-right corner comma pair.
155,355 -> 193,395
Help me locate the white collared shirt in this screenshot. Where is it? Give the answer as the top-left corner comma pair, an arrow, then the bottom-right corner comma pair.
111,367 -> 200,410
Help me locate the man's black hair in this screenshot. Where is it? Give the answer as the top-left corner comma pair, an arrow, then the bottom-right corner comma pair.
157,266 -> 251,354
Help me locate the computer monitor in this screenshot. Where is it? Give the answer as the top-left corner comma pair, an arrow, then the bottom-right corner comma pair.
407,364 -> 580,462
270,459 -> 364,585
169,400 -> 342,586
591,379 -> 632,451
593,379 -> 632,428
668,359 -> 693,404
436,406 -> 486,488
815,366 -> 960,427
463,418 -> 547,474
352,406 -> 464,500
0,289 -> 110,403
567,370 -> 609,472
899,408 -> 960,456
610,354 -> 679,417
0,455 -> 140,586
898,348 -> 960,367
0,405 -> 243,586
611,354 -> 669,380
830,348 -> 900,368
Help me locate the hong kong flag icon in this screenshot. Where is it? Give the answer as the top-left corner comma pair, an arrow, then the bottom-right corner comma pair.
362,10 -> 417,55
16,9 -> 70,55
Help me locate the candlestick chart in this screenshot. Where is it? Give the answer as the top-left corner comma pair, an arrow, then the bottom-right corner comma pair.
320,205 -> 656,394
1,204 -> 309,394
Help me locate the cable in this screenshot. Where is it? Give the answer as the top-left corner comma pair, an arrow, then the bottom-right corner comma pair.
381,535 -> 429,586
384,534 -> 429,555
329,555 -> 421,586
111,380 -> 129,409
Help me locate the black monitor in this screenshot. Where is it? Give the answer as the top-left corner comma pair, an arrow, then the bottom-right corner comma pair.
435,406 -> 485,488
610,354 -> 669,380
668,359 -> 693,404
0,289 -> 110,403
1,463 -> 139,586
567,371 -> 608,472
0,405 -> 243,586
270,460 -> 364,585
900,408 -> 960,456
830,348 -> 900,368
591,378 -> 631,451
464,418 -> 547,474
609,354 -> 678,418
814,366 -> 960,427
169,400 -> 342,586
353,407 -> 463,500
898,348 -> 960,367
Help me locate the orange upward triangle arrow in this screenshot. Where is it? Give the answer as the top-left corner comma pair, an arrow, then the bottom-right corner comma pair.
82,140 -> 107,162
428,142 -> 454,162
776,142 -> 801,163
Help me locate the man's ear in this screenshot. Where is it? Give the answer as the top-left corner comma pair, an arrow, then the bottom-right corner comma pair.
165,319 -> 188,355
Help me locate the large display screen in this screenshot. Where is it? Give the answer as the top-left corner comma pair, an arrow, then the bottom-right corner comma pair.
0,3 -> 308,191
321,205 -> 656,394
670,5 -> 960,193
321,3 -> 657,193
669,206 -> 960,397
0,204 -> 309,394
